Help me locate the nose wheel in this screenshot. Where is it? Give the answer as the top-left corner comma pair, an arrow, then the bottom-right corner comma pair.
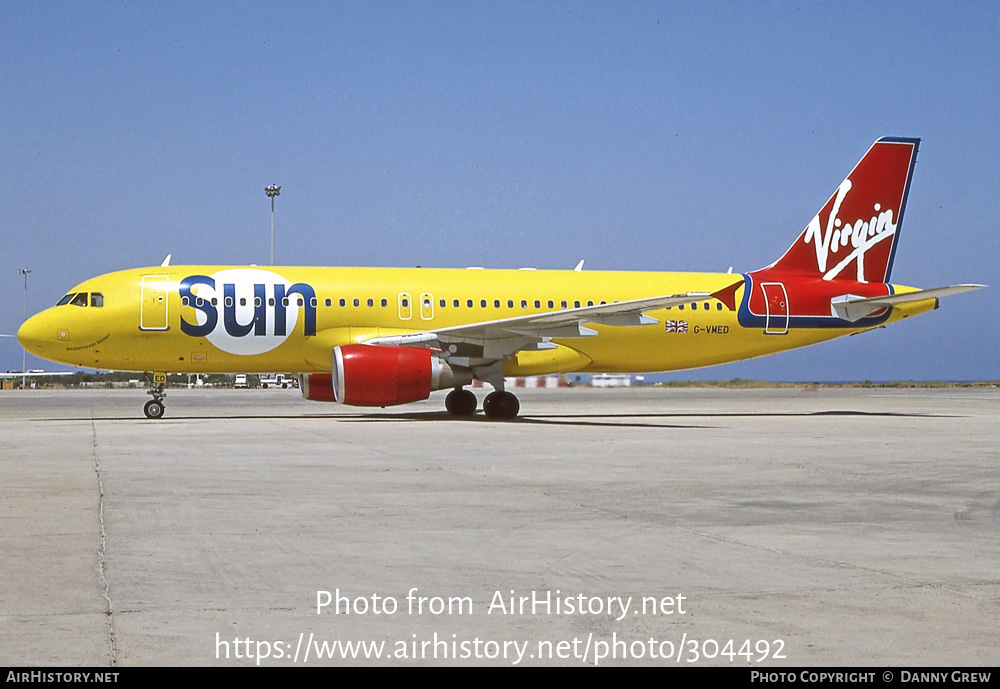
143,398 -> 165,419
144,376 -> 167,419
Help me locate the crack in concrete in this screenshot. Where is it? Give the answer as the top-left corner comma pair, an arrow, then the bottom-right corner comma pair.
92,420 -> 117,666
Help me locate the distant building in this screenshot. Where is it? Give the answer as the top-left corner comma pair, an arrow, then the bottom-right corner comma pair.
591,374 -> 632,388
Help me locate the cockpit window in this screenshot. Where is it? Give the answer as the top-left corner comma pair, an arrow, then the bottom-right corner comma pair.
56,292 -> 102,307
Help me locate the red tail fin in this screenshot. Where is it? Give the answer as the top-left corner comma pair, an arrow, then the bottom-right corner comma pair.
766,137 -> 919,283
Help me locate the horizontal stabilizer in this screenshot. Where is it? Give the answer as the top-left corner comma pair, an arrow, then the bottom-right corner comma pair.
831,284 -> 986,322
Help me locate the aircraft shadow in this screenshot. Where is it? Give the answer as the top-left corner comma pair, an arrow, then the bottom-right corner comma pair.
44,409 -> 954,430
324,408 -> 954,430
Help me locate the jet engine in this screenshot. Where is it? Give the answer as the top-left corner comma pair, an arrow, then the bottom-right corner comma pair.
300,344 -> 472,406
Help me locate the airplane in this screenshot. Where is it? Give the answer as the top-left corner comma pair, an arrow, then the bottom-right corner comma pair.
16,137 -> 985,420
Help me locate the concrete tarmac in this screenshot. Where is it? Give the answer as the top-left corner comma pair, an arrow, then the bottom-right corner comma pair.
1,386 -> 997,666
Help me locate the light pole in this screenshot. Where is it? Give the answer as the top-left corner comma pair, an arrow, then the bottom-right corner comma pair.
20,268 -> 30,388
265,184 -> 281,265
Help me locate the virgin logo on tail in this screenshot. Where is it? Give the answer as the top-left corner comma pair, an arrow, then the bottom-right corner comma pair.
764,138 -> 919,284
803,179 -> 898,281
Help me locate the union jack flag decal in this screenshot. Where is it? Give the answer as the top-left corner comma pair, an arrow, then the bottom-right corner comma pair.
664,320 -> 688,333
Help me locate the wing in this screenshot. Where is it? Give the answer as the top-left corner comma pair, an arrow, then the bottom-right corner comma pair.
0,371 -> 74,377
366,292 -> 712,359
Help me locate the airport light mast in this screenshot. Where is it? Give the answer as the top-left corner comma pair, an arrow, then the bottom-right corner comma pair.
20,268 -> 30,389
265,184 -> 281,265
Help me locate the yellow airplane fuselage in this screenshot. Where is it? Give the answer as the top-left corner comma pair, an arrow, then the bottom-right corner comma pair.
17,265 -> 935,377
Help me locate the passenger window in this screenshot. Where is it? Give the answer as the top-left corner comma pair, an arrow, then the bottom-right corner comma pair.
420,293 -> 434,320
521,300 -> 527,308
467,299 -> 473,308
182,296 -> 190,306
70,293 -> 89,307
534,300 -> 540,308
561,300 -> 567,308
494,299 -> 500,308
574,300 -> 580,308
480,299 -> 487,308
367,298 -> 374,307
398,293 -> 412,320
311,297 -> 318,307
679,304 -> 684,310
704,302 -> 710,310
453,299 -> 460,308
325,298 -> 331,307
354,298 -> 360,307
381,298 -> 388,307
226,297 -> 234,307
547,300 -> 554,308
339,298 -> 346,307
440,299 -> 446,308
716,303 -> 722,311
91,293 -> 104,307
587,301 -> 593,307
257,297 -> 264,307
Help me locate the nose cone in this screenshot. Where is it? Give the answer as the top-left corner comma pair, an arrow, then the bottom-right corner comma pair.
17,311 -> 57,359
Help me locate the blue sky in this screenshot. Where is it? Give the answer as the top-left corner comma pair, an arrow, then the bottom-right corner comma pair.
2,1 -> 997,380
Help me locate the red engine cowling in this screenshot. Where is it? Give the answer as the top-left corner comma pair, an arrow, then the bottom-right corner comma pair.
334,344 -> 431,406
306,344 -> 472,407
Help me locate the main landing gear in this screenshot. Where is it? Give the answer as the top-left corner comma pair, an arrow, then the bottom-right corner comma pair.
443,387 -> 520,420
445,388 -> 477,416
483,390 -> 520,420
144,374 -> 167,419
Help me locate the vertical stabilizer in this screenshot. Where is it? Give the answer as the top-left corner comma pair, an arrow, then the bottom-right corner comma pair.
766,137 -> 919,283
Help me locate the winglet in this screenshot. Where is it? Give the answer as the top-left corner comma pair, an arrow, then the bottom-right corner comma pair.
574,260 -> 585,272
160,254 -> 172,267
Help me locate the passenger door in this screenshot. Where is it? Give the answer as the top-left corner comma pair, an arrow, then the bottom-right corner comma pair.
140,275 -> 169,331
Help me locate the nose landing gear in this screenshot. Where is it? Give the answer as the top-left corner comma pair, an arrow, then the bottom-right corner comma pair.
144,373 -> 167,419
